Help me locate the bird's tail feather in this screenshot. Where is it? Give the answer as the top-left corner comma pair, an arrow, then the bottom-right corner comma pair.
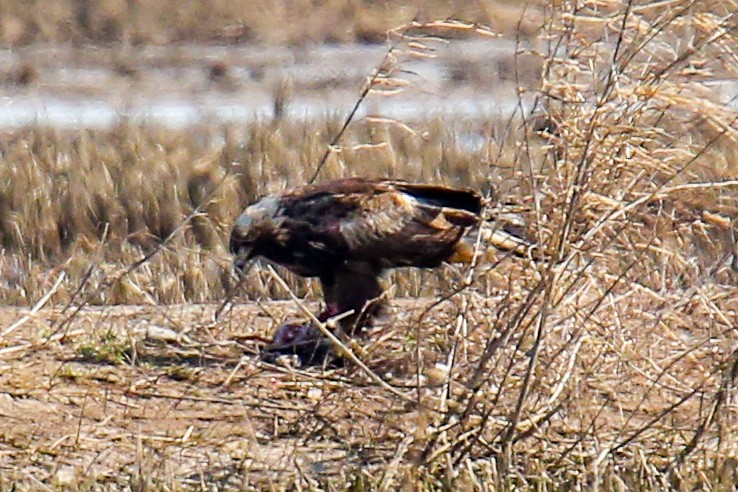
451,215 -> 539,264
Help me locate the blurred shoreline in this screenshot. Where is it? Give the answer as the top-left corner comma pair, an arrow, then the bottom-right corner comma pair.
0,40 -> 540,128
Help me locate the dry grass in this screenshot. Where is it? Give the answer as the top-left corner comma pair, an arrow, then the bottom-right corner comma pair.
0,115 -> 536,306
3,1 -> 738,489
0,293 -> 736,488
0,0 -> 544,47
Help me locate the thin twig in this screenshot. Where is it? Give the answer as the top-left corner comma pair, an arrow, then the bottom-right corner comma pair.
307,29 -> 409,184
2,271 -> 66,338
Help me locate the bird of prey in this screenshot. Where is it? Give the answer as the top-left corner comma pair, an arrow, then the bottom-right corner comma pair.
229,177 -> 534,362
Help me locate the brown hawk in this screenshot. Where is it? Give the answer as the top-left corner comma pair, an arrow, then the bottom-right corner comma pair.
229,177 -> 534,364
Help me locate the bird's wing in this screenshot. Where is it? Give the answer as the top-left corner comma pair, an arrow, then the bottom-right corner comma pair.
339,181 -> 484,265
281,179 -> 483,266
279,178 -> 539,268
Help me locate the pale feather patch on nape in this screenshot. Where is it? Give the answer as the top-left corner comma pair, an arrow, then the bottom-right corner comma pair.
248,196 -> 282,220
236,195 -> 285,234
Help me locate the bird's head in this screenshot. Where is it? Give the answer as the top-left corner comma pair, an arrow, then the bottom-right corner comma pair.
229,196 -> 283,272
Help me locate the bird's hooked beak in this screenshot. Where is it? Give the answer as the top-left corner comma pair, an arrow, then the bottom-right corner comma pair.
232,245 -> 253,274
229,217 -> 255,274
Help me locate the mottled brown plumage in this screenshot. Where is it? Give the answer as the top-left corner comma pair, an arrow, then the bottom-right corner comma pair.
230,177 -> 533,343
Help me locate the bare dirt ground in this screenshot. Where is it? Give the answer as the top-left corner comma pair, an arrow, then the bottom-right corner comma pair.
0,299 -> 438,488
1,288 -> 738,488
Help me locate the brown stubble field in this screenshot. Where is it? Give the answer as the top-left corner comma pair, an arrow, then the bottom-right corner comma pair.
0,291 -> 736,489
3,1 -> 738,490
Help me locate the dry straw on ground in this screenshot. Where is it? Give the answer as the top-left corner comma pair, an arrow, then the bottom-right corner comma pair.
2,0 -> 738,489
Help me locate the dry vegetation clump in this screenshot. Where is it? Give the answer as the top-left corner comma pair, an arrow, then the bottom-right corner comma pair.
0,0 -> 543,47
0,114 -> 536,305
396,0 -> 738,487
4,1 -> 738,490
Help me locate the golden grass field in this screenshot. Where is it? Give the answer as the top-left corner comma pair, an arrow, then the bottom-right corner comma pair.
2,1 -> 738,489
0,0 -> 543,46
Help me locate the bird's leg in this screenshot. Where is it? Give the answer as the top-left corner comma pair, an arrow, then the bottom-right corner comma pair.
317,302 -> 340,322
318,275 -> 340,325
333,266 -> 385,336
